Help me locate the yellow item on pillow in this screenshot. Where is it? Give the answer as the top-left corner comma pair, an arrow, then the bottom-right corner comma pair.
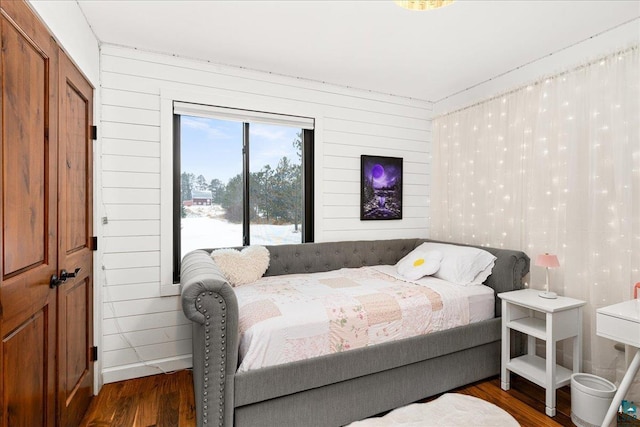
395,250 -> 443,281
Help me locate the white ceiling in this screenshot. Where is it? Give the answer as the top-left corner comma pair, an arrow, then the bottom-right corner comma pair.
78,0 -> 639,102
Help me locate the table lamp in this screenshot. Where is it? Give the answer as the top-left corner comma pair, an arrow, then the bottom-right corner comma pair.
536,253 -> 560,299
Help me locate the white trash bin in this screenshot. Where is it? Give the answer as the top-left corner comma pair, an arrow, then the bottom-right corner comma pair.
571,373 -> 617,427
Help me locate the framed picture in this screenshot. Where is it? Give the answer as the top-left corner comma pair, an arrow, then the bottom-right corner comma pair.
360,155 -> 403,220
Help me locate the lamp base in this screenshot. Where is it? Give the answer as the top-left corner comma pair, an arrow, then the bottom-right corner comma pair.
539,291 -> 558,299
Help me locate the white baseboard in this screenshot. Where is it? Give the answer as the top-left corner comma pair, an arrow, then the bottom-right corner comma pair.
102,354 -> 193,384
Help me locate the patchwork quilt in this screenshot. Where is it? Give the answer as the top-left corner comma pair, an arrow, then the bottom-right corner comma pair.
233,265 -> 472,372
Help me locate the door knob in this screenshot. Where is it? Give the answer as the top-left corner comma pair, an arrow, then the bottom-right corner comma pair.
60,267 -> 81,280
50,268 -> 81,288
50,274 -> 63,288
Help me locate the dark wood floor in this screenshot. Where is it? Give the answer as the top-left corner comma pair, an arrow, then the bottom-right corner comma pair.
80,370 -> 195,427
449,376 -> 571,427
80,369 -> 635,427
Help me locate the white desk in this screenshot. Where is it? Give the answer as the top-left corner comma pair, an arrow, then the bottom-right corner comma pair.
596,299 -> 640,427
499,289 -> 585,417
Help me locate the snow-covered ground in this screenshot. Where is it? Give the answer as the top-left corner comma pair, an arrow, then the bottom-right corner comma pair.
181,204 -> 301,256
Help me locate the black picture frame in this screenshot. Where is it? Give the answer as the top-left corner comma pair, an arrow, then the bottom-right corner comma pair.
360,155 -> 403,220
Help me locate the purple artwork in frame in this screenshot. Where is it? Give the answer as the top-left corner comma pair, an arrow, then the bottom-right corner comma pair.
360,155 -> 403,220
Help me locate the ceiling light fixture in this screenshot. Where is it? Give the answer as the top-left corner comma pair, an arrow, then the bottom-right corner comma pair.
394,0 -> 455,11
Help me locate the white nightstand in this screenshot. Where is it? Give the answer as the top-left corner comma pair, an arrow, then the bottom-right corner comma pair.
498,289 -> 586,417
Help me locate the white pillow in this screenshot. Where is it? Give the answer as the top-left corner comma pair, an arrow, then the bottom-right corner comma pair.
210,245 -> 270,286
413,242 -> 496,286
396,250 -> 442,281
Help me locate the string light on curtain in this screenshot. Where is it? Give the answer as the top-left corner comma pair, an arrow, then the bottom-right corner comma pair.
431,46 -> 639,395
394,0 -> 455,11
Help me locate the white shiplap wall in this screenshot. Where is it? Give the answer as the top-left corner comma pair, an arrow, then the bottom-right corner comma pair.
99,44 -> 432,382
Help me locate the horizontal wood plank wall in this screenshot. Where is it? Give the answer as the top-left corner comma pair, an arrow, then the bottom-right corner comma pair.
98,44 -> 432,383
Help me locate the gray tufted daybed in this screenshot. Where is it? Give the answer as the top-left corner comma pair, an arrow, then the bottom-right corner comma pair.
180,238 -> 529,427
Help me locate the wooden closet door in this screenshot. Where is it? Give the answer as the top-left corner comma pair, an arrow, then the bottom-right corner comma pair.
0,1 -> 58,426
57,50 -> 94,427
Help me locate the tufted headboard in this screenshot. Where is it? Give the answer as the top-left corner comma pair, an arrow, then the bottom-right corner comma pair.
263,239 -> 419,276
201,238 -> 529,317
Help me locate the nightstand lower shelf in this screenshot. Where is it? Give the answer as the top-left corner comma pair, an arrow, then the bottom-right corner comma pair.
506,354 -> 573,389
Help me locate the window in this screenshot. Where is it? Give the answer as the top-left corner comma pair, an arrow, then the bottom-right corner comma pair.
172,103 -> 314,281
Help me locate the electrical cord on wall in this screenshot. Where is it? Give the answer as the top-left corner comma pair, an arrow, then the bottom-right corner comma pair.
97,145 -> 172,377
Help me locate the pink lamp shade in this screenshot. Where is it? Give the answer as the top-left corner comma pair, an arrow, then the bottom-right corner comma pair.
536,253 -> 560,299
535,253 -> 560,268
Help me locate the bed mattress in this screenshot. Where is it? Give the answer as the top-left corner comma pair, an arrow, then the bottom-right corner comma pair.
233,265 -> 495,372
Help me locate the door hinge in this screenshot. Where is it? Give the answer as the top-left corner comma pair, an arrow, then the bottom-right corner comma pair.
91,236 -> 98,251
91,125 -> 97,140
90,346 -> 98,362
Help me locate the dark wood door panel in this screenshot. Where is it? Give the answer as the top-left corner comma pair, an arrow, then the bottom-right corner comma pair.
58,50 -> 94,427
64,279 -> 89,395
1,7 -> 48,277
62,79 -> 90,254
2,310 -> 50,427
60,276 -> 92,425
0,2 -> 94,425
0,1 -> 59,426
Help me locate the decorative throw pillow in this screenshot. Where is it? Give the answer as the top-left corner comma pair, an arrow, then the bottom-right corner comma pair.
413,242 -> 496,286
396,250 -> 443,281
210,245 -> 270,286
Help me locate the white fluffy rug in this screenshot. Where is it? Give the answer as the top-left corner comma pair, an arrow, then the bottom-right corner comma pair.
347,393 -> 520,427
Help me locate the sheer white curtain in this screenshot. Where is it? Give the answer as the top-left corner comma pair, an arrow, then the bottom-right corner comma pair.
432,46 -> 639,392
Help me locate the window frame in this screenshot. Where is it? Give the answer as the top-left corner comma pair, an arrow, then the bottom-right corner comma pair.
159,90 -> 322,297
171,108 -> 315,284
